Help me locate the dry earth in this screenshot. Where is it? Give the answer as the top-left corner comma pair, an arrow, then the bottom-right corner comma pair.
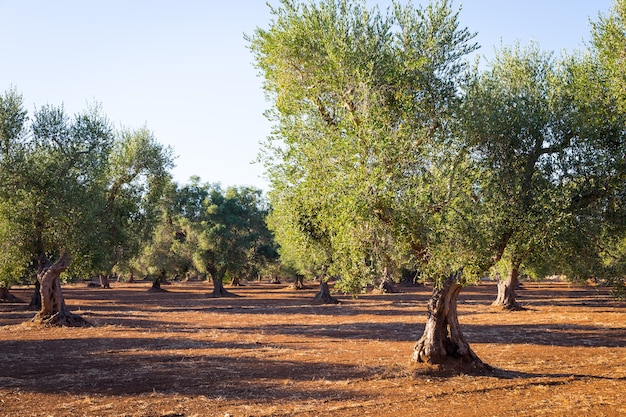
0,280 -> 625,417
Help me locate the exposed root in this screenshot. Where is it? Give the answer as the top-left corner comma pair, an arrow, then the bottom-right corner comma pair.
209,289 -> 240,298
312,292 -> 340,304
411,357 -> 494,377
29,309 -> 92,327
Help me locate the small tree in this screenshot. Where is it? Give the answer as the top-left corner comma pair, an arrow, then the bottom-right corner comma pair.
190,185 -> 272,297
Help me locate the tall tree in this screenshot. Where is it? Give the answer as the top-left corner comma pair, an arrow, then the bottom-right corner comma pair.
0,91 -> 173,326
101,126 -> 174,284
0,88 -> 28,301
461,44 -> 583,310
1,102 -> 115,325
132,180 -> 203,288
249,0 -> 491,366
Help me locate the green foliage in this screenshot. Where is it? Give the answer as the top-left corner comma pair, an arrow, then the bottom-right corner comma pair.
592,0 -> 626,113
193,185 -> 273,282
133,180 -> 276,284
250,0 -> 483,292
251,0 -> 626,295
0,90 -> 173,286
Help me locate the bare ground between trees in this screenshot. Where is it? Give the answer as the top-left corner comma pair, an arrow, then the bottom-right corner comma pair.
0,281 -> 625,417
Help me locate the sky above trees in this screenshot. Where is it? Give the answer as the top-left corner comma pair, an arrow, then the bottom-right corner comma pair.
0,0 -> 613,190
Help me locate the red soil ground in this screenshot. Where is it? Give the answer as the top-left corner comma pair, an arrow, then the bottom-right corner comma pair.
0,280 -> 624,416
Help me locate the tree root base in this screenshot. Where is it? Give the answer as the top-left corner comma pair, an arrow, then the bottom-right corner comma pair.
209,290 -> 240,298
491,302 -> 526,311
28,310 -> 92,328
312,294 -> 340,304
411,356 -> 493,377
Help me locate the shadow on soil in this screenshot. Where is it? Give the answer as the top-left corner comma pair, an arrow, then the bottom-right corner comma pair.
0,335 -> 376,401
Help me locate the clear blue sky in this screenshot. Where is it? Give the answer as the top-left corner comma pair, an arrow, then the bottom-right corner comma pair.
0,1 -> 614,190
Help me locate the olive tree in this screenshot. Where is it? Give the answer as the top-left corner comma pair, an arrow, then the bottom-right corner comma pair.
249,0 -> 492,366
190,184 -> 273,298
460,44 -> 586,310
0,91 -> 173,326
589,0 -> 626,292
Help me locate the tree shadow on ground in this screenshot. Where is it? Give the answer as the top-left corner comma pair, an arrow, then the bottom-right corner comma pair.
0,336 -> 378,401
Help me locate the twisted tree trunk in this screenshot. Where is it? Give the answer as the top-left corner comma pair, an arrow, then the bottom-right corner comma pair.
291,274 -> 305,290
413,271 -> 485,369
27,280 -> 42,311
149,270 -> 168,292
30,254 -> 90,327
99,274 -> 111,289
492,262 -> 524,311
209,267 -> 235,297
313,278 -> 339,304
378,266 -> 396,293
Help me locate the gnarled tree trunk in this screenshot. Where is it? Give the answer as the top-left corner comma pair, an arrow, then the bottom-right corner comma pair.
149,270 -> 168,292
99,274 -> 111,289
291,274 -> 305,290
30,254 -> 90,327
378,266 -> 396,293
492,262 -> 524,311
269,275 -> 281,284
313,278 -> 338,304
0,287 -> 22,303
209,268 -> 235,297
27,280 -> 42,311
413,271 -> 485,369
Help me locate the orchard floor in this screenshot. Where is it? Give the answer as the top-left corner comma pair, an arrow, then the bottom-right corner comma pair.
1,281 -> 625,417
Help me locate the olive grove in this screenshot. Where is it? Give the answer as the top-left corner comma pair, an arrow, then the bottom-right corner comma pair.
249,0 -> 626,367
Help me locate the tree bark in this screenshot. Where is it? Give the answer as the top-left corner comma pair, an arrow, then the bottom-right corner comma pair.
210,269 -> 235,297
99,274 -> 111,289
378,266 -> 396,293
149,270 -> 168,292
30,254 -> 91,327
0,287 -> 22,303
291,274 -> 305,290
313,279 -> 339,304
412,271 -> 485,369
492,266 -> 524,310
269,275 -> 281,284
27,280 -> 42,311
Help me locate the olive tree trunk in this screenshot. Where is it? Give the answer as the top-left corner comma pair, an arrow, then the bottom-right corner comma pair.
492,263 -> 524,311
378,266 -> 396,293
313,278 -> 338,304
149,270 -> 168,292
412,271 -> 485,368
99,274 -> 111,289
209,268 -> 235,298
30,254 -> 90,327
27,280 -> 42,310
0,287 -> 21,303
291,274 -> 305,290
